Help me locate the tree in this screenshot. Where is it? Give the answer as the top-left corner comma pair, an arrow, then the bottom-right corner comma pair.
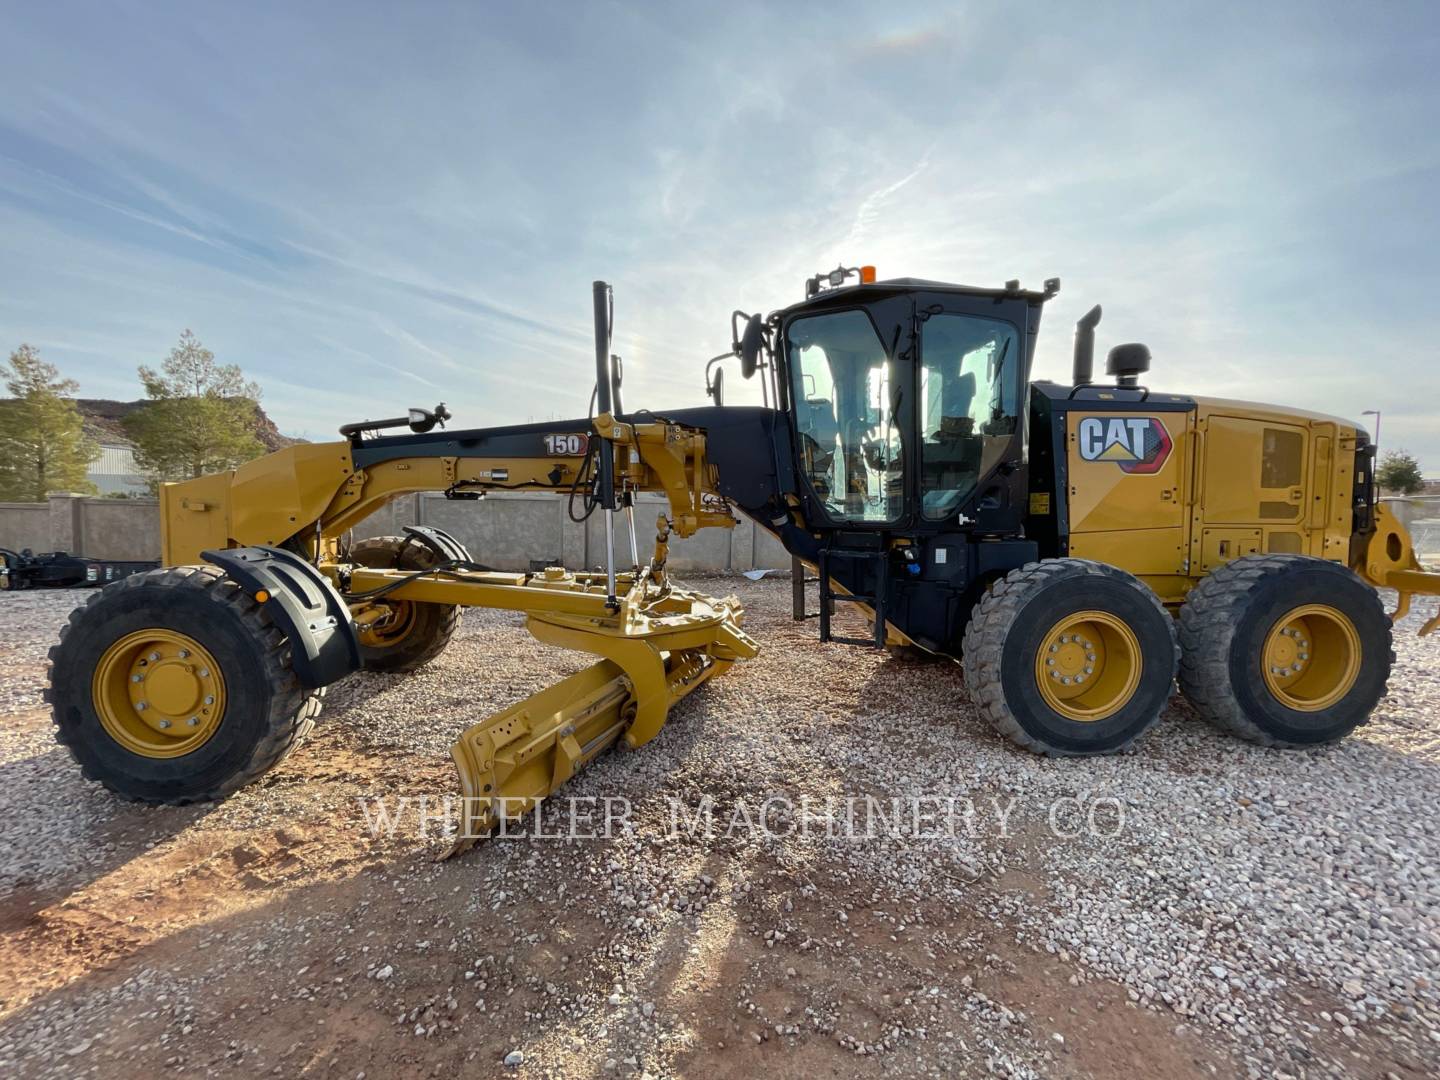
1377,449 -> 1424,495
0,345 -> 98,501
124,330 -> 264,487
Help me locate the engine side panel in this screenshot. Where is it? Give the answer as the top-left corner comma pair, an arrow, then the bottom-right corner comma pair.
1032,383 -> 1364,603
1190,399 -> 1358,572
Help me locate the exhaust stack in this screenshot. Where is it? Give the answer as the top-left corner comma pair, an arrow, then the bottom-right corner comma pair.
1073,304 -> 1103,386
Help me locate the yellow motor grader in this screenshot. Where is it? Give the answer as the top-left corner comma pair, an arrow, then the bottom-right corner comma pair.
46,271 -> 1440,846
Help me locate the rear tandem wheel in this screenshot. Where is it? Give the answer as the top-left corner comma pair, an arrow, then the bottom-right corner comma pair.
1177,554 -> 1393,747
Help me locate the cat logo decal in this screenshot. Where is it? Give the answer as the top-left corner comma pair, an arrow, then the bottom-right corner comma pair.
1076,416 -> 1172,475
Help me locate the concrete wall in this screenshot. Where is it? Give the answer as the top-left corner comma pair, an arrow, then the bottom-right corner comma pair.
0,502 -> 50,552
353,492 -> 791,573
1381,496 -> 1440,530
1383,496 -> 1440,559
0,490 -> 791,571
0,494 -> 161,560
80,497 -> 163,560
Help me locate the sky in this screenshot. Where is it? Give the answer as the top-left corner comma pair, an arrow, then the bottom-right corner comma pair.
1,2 -> 1438,467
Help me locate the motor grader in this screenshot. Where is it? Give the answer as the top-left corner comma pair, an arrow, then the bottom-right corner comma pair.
46,271 -> 1440,846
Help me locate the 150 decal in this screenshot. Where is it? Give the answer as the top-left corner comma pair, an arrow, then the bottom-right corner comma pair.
1076,417 -> 1173,474
543,433 -> 589,456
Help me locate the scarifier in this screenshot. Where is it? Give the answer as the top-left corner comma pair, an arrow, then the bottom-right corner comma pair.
46,270 -> 1440,849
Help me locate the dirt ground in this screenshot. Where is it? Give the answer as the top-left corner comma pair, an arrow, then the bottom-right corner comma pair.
1,578 -> 1437,1079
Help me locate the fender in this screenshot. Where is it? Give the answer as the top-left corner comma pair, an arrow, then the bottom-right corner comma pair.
399,524 -> 473,565
201,545 -> 362,688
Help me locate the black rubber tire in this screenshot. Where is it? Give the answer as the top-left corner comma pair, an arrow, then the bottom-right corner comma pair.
1177,555 -> 1392,747
45,565 -> 324,805
961,558 -> 1178,755
350,535 -> 461,672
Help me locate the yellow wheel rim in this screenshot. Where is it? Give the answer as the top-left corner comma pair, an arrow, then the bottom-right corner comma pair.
92,630 -> 226,758
1261,604 -> 1361,711
1035,610 -> 1142,722
357,601 -> 417,648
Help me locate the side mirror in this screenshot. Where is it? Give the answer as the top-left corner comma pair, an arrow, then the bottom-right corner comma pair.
740,314 -> 765,379
707,366 -> 725,406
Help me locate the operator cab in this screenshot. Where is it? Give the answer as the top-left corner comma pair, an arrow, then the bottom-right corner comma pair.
727,266 -> 1060,540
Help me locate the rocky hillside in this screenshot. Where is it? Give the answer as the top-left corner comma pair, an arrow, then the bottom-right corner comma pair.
74,399 -> 302,451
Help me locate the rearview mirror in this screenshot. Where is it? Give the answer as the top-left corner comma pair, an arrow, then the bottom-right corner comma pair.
707,366 -> 725,406
740,314 -> 765,379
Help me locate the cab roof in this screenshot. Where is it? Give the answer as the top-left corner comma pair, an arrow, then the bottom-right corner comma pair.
784,276 -> 1059,316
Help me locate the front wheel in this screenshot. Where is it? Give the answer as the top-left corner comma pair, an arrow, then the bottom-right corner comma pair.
961,559 -> 1178,755
1177,555 -> 1392,747
46,565 -> 323,804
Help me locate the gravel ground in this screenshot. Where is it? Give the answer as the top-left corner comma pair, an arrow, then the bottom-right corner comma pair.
0,577 -> 1437,1079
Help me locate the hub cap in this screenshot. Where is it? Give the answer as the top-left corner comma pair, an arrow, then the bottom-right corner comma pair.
1034,610 -> 1142,722
93,630 -> 226,757
1262,604 -> 1361,711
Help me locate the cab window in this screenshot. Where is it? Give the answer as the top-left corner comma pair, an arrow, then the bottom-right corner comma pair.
920,314 -> 1020,520
786,309 -> 903,523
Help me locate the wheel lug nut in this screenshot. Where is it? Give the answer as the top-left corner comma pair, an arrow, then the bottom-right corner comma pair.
131,674 -> 142,683
1075,674 -> 1086,683
199,669 -> 210,678
158,719 -> 171,729
148,652 -> 160,662
1298,653 -> 1308,660
136,700 -> 148,710
1084,666 -> 1094,674
204,695 -> 215,705
1046,658 -> 1055,666
178,649 -> 189,659
188,717 -> 200,727
1062,676 -> 1072,685
1086,653 -> 1097,662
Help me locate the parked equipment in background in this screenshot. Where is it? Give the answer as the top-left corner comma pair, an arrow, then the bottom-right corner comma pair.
1,548 -> 158,590
46,269 -> 1440,852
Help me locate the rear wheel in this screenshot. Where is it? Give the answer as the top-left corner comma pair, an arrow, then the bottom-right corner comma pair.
46,565 -> 323,804
1178,555 -> 1392,746
350,534 -> 461,672
961,559 -> 1177,755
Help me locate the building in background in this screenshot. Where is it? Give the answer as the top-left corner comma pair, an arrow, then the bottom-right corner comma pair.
86,438 -> 150,496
